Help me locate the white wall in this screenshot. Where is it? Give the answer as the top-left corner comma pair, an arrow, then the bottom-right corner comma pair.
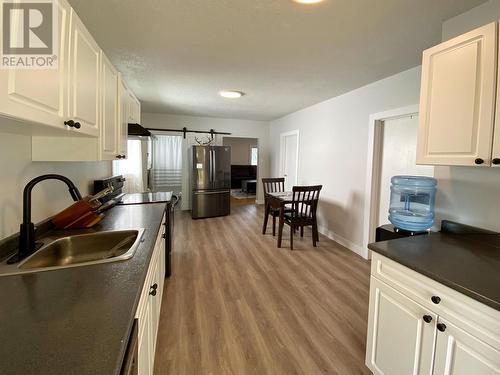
434,0 -> 500,232
142,113 -> 270,203
442,0 -> 500,40
270,67 -> 422,257
0,131 -> 111,240
222,137 -> 258,165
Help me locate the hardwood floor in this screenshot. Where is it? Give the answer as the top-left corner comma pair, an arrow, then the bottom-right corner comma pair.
154,204 -> 372,375
230,196 -> 256,207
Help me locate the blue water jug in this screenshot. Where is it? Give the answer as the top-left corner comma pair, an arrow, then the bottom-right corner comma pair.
388,175 -> 437,232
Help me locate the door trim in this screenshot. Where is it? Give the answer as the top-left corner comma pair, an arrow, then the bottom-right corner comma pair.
279,130 -> 300,187
363,105 -> 421,260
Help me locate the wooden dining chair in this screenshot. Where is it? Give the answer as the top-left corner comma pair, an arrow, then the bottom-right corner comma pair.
282,185 -> 322,250
262,177 -> 286,236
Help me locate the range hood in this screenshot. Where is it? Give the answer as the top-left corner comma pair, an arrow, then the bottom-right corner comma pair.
128,123 -> 151,137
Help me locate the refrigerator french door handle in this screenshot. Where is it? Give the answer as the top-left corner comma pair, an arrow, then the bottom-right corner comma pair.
212,148 -> 216,187
209,148 -> 213,183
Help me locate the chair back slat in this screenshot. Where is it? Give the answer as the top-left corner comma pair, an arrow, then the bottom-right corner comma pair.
291,185 -> 322,219
262,178 -> 285,195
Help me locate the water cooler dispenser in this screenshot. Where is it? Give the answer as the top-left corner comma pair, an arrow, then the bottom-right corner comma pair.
376,175 -> 437,242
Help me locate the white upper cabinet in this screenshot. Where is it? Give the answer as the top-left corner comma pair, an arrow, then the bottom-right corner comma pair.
100,53 -> 119,160
67,9 -> 100,137
1,0 -> 141,161
0,0 -> 142,161
128,90 -> 141,124
0,0 -> 70,130
118,77 -> 129,159
492,32 -> 500,168
417,22 -> 497,167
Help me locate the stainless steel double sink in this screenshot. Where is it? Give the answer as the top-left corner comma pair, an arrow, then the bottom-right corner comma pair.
0,228 -> 145,276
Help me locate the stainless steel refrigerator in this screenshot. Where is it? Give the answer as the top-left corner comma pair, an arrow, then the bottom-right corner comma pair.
191,146 -> 231,219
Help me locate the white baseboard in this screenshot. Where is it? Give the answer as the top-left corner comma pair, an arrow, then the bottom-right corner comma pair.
318,225 -> 369,259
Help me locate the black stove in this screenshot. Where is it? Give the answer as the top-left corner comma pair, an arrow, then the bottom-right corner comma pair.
118,192 -> 173,205
93,176 -> 178,278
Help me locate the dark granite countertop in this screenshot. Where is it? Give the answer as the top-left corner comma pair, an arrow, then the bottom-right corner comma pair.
368,232 -> 500,311
0,203 -> 167,375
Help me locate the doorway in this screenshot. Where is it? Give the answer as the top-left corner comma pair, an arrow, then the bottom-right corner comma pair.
363,106 -> 434,257
377,115 -> 434,226
222,136 -> 259,207
280,130 -> 299,191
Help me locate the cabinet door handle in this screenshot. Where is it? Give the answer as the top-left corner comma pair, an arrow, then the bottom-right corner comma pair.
431,296 -> 441,304
437,323 -> 447,332
492,158 -> 500,165
423,315 -> 433,323
64,120 -> 81,129
475,158 -> 485,165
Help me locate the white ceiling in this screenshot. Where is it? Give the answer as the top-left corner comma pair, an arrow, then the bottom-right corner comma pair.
68,0 -> 486,121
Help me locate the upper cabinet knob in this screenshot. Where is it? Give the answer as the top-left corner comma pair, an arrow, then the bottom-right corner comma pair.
492,158 -> 500,165
474,158 -> 484,165
431,296 -> 441,304
73,122 -> 81,129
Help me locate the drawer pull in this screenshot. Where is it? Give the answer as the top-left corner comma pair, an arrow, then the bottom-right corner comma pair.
423,315 -> 433,323
431,296 -> 441,304
149,283 -> 158,296
437,323 -> 447,332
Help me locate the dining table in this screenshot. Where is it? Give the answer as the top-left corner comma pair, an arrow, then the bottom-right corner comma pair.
264,191 -> 294,248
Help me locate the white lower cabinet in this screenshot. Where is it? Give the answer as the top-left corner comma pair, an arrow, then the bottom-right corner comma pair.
433,318 -> 500,375
366,253 -> 500,375
366,277 -> 436,375
138,297 -> 152,375
135,213 -> 166,375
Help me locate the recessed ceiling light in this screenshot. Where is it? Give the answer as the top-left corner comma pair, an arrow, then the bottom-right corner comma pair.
219,90 -> 245,99
293,0 -> 324,3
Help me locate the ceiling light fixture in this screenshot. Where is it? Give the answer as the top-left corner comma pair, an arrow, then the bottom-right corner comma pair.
219,90 -> 245,99
293,0 -> 324,3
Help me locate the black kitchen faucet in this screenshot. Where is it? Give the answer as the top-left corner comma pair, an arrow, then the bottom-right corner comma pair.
14,174 -> 82,262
